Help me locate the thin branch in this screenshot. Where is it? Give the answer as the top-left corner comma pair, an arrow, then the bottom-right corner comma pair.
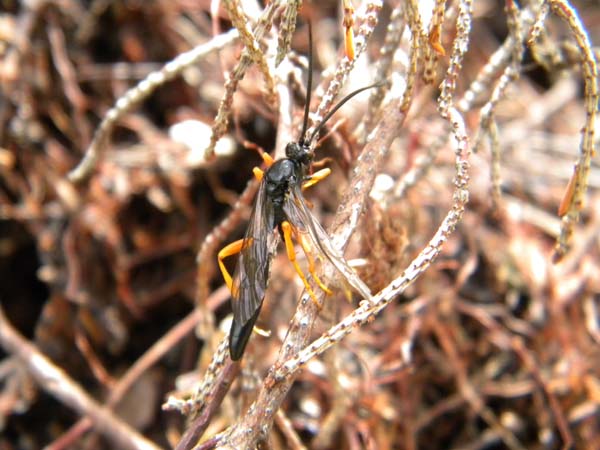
549,0 -> 599,261
174,360 -> 240,450
0,305 -> 161,450
46,289 -> 229,449
204,0 -> 284,159
305,1 -> 383,141
275,1 -> 301,66
68,29 -> 239,183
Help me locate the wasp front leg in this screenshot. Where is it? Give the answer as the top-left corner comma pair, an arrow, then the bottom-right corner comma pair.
302,168 -> 331,190
252,152 -> 275,182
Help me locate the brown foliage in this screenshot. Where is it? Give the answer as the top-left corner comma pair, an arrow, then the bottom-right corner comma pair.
0,1 -> 599,449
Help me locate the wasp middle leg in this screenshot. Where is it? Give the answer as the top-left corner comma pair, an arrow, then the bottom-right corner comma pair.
281,221 -> 326,309
296,232 -> 333,296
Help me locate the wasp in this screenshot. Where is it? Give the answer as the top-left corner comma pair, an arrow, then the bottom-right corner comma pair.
218,24 -> 376,360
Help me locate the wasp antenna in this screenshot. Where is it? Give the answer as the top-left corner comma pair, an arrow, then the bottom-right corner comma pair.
307,82 -> 383,146
299,21 -> 313,146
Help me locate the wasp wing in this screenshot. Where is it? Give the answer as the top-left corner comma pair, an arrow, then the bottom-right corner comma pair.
229,180 -> 279,359
283,184 -> 373,300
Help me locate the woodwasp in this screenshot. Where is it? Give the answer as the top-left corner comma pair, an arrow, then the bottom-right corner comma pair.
218,24 -> 376,360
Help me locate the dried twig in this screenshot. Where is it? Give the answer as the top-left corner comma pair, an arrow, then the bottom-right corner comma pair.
204,0 -> 284,159
306,1 -> 383,139
174,360 -> 240,450
223,0 -> 277,105
275,1 -> 302,66
366,4 -> 404,130
548,0 -> 599,261
47,287 -> 229,449
473,0 -> 524,206
0,306 -> 161,450
68,29 -> 239,183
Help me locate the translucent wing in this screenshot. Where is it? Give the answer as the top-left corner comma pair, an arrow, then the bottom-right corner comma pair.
283,184 -> 372,300
229,181 -> 279,359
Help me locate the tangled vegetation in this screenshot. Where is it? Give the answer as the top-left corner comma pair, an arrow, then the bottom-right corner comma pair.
0,1 -> 598,449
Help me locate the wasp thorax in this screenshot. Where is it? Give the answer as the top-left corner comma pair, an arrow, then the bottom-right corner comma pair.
265,159 -> 296,199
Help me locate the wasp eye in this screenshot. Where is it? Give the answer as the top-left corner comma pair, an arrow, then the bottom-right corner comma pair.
302,148 -> 313,165
285,142 -> 301,159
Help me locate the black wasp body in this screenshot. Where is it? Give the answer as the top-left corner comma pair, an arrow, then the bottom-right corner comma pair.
265,145 -> 308,226
218,25 -> 377,360
223,141 -> 331,361
221,137 -> 373,361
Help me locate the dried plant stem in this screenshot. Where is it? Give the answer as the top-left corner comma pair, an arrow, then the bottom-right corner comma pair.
275,1 -> 301,66
366,4 -> 404,130
458,9 -> 534,111
306,1 -> 383,139
474,0 -> 524,206
529,1 -> 550,46
0,306 -> 160,450
67,28 -> 239,183
402,2 -> 422,113
174,360 -> 240,450
423,0 -> 447,84
275,107 -> 469,381
548,0 -> 598,261
205,0 -> 283,159
163,336 -> 231,416
224,0 -> 277,105
438,0 -> 473,114
405,0 -> 426,58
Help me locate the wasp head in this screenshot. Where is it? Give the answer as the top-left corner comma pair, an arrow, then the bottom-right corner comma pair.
285,141 -> 312,166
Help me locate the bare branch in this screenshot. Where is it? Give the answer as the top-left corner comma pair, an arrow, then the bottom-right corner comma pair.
0,306 -> 161,450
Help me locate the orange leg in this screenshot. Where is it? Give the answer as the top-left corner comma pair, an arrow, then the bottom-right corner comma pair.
261,152 -> 274,167
252,152 -> 275,182
281,221 -> 321,308
253,167 -> 264,182
296,232 -> 332,295
217,239 -> 246,292
302,168 -> 331,190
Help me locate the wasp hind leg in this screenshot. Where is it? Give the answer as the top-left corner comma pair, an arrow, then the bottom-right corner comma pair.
282,221 -> 323,309
217,239 -> 246,292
